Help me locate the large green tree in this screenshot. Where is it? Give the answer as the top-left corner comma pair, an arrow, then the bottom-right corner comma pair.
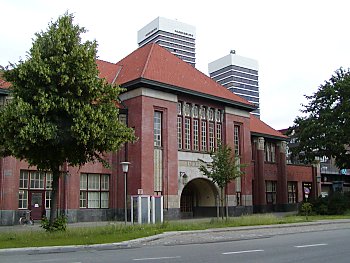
290,68 -> 350,169
199,143 -> 245,219
0,13 -> 135,225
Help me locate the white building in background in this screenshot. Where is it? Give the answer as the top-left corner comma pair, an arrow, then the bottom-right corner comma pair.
209,51 -> 260,117
137,17 -> 196,67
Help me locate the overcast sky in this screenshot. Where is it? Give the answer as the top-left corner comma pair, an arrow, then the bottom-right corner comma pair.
1,0 -> 350,130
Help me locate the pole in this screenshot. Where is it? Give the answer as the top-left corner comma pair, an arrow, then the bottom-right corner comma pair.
124,171 -> 127,224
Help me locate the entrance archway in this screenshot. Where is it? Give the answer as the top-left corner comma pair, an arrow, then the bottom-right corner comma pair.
180,178 -> 218,218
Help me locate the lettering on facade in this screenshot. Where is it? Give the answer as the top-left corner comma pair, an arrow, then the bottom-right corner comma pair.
174,30 -> 193,38
145,27 -> 158,37
4,170 -> 12,176
178,160 -> 200,167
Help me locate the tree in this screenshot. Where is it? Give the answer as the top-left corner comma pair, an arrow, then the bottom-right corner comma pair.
290,68 -> 350,169
0,13 -> 136,226
198,143 -> 246,219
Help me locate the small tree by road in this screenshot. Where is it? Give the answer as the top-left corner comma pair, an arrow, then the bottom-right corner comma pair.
199,143 -> 246,219
0,13 -> 136,228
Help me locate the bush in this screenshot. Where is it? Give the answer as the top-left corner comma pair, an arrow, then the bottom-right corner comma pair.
310,192 -> 350,215
41,215 -> 67,232
327,192 -> 348,215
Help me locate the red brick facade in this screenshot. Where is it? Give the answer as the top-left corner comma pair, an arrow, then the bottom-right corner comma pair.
0,44 -> 315,225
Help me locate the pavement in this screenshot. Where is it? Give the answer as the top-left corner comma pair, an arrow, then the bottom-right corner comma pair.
1,215 -> 350,256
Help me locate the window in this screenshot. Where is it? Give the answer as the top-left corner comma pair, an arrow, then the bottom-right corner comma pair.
193,119 -> 199,151
18,170 -> 52,209
192,105 -> 199,118
201,121 -> 207,151
30,171 -> 45,189
265,142 -> 276,162
216,123 -> 222,146
184,118 -> 191,150
154,111 -> 162,147
288,182 -> 297,203
177,116 -> 182,149
80,174 -> 110,208
234,125 -> 240,155
209,122 -> 215,151
266,181 -> 277,204
177,102 -> 182,115
215,110 -> 221,122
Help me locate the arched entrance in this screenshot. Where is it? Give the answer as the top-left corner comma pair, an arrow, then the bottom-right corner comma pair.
180,178 -> 218,218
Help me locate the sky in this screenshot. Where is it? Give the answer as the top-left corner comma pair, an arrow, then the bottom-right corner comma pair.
1,0 -> 350,130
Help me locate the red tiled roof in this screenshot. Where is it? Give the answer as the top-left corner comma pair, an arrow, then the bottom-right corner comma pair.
98,43 -> 254,109
0,77 -> 11,89
95,59 -> 121,84
250,114 -> 288,139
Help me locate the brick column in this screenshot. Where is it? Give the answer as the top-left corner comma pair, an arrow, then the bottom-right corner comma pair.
277,141 -> 288,208
254,137 -> 266,207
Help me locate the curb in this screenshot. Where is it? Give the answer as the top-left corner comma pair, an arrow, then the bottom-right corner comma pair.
1,219 -> 350,255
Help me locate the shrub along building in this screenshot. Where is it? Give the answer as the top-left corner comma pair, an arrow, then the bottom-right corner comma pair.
0,43 -> 316,225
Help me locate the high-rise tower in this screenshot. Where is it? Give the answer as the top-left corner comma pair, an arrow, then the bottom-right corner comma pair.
209,51 -> 260,117
137,17 -> 196,67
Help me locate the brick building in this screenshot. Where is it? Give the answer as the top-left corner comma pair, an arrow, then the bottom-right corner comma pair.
0,43 -> 316,225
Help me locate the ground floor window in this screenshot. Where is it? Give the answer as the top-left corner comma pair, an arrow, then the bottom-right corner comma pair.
18,170 -> 52,209
80,173 -> 110,208
266,180 -> 277,204
288,182 -> 297,203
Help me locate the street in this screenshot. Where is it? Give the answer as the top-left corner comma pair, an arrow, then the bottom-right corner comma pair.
1,225 -> 350,263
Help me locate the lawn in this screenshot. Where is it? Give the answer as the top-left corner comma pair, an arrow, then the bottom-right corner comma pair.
0,213 -> 349,249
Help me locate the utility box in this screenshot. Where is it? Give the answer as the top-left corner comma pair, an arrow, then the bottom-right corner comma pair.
131,195 -> 150,224
151,196 -> 163,224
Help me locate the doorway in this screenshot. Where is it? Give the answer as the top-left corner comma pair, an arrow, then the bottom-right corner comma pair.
29,191 -> 45,220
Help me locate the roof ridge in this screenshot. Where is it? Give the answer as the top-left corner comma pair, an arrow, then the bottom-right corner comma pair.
140,43 -> 155,78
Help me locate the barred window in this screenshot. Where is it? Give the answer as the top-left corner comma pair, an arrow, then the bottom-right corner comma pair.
80,173 -> 110,209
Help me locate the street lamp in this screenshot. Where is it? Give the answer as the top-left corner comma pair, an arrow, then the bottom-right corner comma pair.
120,161 -> 130,224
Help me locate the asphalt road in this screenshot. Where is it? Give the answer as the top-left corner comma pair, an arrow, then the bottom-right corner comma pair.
1,221 -> 350,263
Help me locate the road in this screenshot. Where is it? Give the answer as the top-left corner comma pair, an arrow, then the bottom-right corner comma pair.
1,224 -> 350,263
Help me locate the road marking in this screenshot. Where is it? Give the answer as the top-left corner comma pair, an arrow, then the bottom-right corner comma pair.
133,256 -> 181,261
222,249 -> 264,255
295,243 -> 328,248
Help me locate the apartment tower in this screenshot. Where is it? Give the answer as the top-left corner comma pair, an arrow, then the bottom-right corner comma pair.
209,50 -> 260,117
137,17 -> 196,67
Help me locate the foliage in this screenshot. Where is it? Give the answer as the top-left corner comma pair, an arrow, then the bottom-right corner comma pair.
300,202 -> 312,220
41,215 -> 67,232
198,143 -> 246,219
199,143 -> 245,189
0,13 -> 136,226
310,192 -> 350,215
289,68 -> 350,168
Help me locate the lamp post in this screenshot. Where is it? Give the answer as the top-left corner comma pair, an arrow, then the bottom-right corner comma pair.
120,161 -> 130,224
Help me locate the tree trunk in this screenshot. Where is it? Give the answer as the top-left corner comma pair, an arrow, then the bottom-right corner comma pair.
49,166 -> 60,226
225,184 -> 229,220
220,187 -> 224,220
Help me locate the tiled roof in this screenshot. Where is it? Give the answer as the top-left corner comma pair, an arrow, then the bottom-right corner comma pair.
98,43 -> 255,110
0,77 -> 11,89
250,114 -> 288,140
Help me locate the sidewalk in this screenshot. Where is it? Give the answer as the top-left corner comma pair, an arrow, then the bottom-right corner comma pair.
1,217 -> 350,256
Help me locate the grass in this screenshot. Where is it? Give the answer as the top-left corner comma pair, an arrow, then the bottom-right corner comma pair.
0,212 -> 349,249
